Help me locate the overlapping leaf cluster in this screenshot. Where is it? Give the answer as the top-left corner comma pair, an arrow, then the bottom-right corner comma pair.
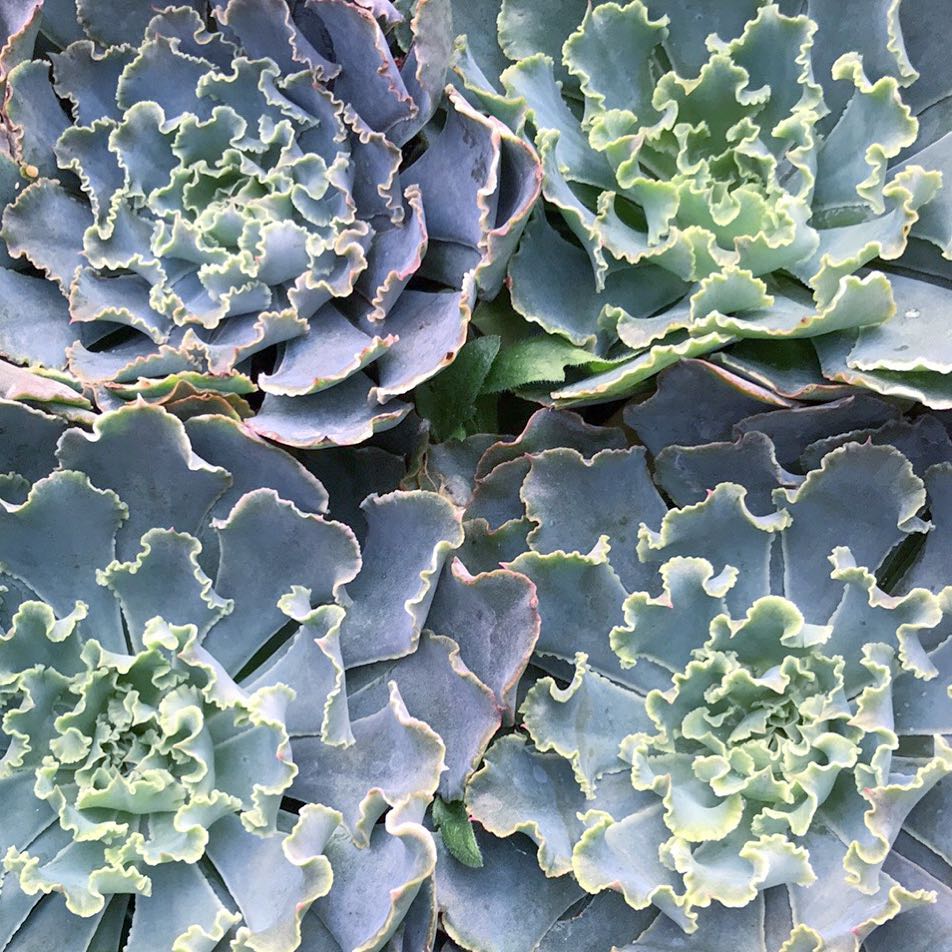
0,399 -> 541,950
0,0 -> 949,950
0,0 -> 539,446
420,360 -> 952,951
450,0 -> 952,408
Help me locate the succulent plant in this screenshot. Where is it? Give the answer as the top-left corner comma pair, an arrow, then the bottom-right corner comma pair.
2,3 -> 950,951
420,369 -> 952,950
450,0 -> 952,409
0,398 -> 540,950
0,0 -> 540,446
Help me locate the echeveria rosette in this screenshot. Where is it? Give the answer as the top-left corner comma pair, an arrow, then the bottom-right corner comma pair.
420,400 -> 952,950
0,399 -> 540,951
0,609 -> 327,938
450,0 -> 952,408
0,0 -> 540,447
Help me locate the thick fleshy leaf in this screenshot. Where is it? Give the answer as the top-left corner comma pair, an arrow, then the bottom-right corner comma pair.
205,490 -> 360,674
348,632 -> 500,799
205,807 -> 336,951
48,40 -> 132,126
338,491 -> 463,667
612,556 -> 735,674
380,872 -> 439,952
536,891 -> 656,952
466,734 -> 587,876
476,407 -> 627,478
826,548 -> 943,686
258,305 -> 395,399
2,178 -> 92,289
523,447 -> 666,591
0,366 -> 93,422
505,547 -> 665,692
522,657 -> 652,795
867,842 -> 952,951
97,528 -> 232,651
249,375 -> 411,449
734,394 -> 901,469
0,470 -> 124,649
462,406 -> 625,531
435,829 -> 584,952
0,400 -> 65,483
624,359 -> 791,456
776,443 -> 926,622
808,0 -> 917,129
0,894 -> 112,951
899,463 -> 952,594
785,825 -> 933,948
373,289 -> 471,403
402,91 -> 535,288
425,558 -> 539,721
78,0 -> 205,46
800,415 -> 952,479
56,403 -> 230,561
303,445 -> 407,542
638,483 -> 789,614
5,62 -> 71,181
183,414 -> 329,520
573,802 -> 695,932
245,598 -> 351,744
125,862 -> 238,951
307,806 -> 437,952
0,0 -> 41,86
390,0 -> 452,145
655,431 -> 799,515
622,894 -> 767,951
0,270 -> 77,369
292,682 -> 445,845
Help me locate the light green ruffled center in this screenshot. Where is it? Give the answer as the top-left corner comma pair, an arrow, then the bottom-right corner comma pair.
630,596 -> 861,840
0,604 -> 296,914
44,643 -> 208,815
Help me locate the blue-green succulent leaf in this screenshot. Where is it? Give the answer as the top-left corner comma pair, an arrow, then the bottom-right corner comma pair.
338,490 -> 463,667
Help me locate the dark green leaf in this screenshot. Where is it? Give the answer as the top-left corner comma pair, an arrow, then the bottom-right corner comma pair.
415,336 -> 501,441
433,797 -> 484,869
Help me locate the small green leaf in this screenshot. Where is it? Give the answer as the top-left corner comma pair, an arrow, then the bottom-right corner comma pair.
415,336 -> 501,441
470,391 -> 500,435
433,797 -> 484,868
481,335 -> 608,394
